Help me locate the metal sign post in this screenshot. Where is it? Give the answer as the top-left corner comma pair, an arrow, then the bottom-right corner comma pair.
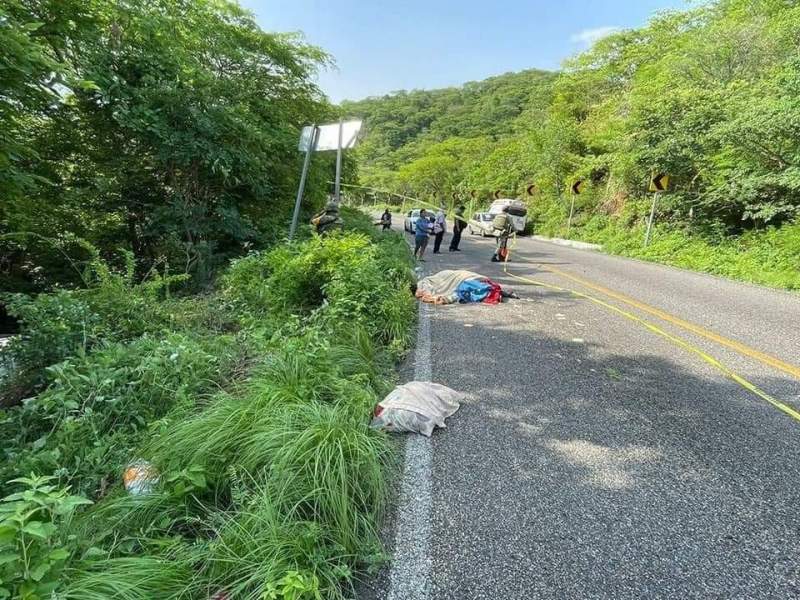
644,192 -> 658,248
289,125 -> 318,240
567,180 -> 583,234
290,119 -> 363,239
644,172 -> 669,247
334,117 -> 344,203
567,196 -> 576,233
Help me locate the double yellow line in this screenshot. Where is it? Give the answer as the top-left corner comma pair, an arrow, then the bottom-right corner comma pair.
501,238 -> 800,424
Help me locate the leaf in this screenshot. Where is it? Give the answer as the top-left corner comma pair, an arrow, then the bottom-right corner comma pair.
0,526 -> 16,544
21,522 -> 55,540
54,496 -> 92,515
76,79 -> 101,92
48,548 -> 70,562
0,553 -> 18,566
29,560 -> 51,582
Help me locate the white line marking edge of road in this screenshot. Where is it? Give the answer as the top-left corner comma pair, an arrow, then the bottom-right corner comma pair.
386,299 -> 433,600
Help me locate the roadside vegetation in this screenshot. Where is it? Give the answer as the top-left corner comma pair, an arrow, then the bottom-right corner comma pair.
1,0 -> 336,299
1,1 -> 416,598
343,0 -> 800,290
0,210 -> 416,599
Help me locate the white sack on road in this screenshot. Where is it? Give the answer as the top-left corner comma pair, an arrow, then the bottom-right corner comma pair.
370,381 -> 463,436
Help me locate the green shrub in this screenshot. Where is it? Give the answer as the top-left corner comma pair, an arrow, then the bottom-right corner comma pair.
63,555 -> 196,600
0,292 -> 100,406
545,197 -> 800,291
5,217 -> 414,599
0,475 -> 92,600
197,483 -> 354,600
0,254 -> 207,406
0,333 -> 241,498
245,400 -> 391,555
223,232 -> 416,353
79,251 -> 189,341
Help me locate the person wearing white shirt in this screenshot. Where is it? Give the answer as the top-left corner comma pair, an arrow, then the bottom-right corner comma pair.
432,207 -> 447,254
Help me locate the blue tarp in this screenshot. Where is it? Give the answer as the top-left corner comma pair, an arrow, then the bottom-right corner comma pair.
456,279 -> 492,303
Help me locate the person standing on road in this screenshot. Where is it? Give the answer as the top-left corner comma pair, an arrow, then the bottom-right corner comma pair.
414,209 -> 432,261
491,206 -> 514,262
380,208 -> 392,231
449,205 -> 467,252
433,207 -> 447,253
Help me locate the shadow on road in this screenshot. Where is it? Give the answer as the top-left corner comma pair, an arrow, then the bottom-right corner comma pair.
358,312 -> 800,599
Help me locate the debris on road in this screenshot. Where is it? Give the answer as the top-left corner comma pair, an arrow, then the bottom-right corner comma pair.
370,381 -> 463,436
416,269 -> 517,305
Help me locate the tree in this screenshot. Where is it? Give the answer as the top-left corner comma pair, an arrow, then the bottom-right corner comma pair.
1,0 -> 333,292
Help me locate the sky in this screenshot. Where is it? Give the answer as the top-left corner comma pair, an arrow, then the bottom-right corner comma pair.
239,0 -> 690,103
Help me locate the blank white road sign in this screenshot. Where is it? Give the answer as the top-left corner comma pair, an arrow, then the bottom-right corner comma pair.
298,120 -> 363,152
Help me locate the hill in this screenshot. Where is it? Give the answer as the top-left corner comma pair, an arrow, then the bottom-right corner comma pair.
342,0 -> 800,289
341,69 -> 556,193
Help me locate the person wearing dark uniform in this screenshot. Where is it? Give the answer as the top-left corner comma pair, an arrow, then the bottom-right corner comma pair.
449,205 -> 467,252
491,207 -> 514,262
380,208 -> 392,231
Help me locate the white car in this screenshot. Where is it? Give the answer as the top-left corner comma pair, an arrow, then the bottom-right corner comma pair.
404,209 -> 434,233
488,198 -> 528,233
468,212 -> 495,236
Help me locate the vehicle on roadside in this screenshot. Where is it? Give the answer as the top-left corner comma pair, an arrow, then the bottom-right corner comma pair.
468,212 -> 495,236
404,209 -> 435,233
488,198 -> 528,233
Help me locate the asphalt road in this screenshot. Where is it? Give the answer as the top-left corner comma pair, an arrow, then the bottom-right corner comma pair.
359,225 -> 800,600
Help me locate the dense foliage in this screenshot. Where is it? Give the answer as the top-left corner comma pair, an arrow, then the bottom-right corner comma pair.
342,69 -> 555,197
0,213 -> 415,599
1,0 -> 333,296
344,0 -> 800,288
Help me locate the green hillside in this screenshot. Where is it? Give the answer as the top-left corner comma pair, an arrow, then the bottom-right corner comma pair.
342,69 -> 556,191
343,0 -> 800,289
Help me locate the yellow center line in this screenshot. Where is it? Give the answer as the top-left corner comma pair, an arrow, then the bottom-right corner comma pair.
514,249 -> 800,381
501,241 -> 800,424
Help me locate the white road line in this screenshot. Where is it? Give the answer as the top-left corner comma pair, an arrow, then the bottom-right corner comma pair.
386,301 -> 433,600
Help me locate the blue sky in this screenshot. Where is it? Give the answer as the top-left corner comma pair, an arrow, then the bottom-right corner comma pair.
239,0 -> 689,102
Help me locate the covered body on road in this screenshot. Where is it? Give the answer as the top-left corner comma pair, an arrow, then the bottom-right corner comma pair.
416,269 -> 510,305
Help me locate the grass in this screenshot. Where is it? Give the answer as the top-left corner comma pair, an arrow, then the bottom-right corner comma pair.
529,198 -> 800,291
0,218 -> 415,599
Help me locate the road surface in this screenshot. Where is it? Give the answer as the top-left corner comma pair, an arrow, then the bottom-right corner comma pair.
360,226 -> 800,600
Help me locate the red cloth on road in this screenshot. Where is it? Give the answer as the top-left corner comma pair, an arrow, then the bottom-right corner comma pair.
482,279 -> 503,304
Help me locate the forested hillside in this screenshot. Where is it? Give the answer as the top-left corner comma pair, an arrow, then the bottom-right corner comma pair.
342,69 -> 556,192
344,0 -> 800,289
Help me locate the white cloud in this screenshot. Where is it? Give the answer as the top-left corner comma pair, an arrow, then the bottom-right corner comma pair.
570,26 -> 621,45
